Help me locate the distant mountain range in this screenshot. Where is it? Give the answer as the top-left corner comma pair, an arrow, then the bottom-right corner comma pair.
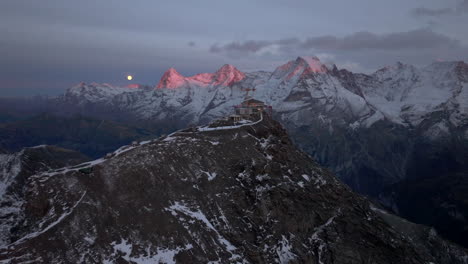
0,56 -> 467,247
58,56 -> 467,128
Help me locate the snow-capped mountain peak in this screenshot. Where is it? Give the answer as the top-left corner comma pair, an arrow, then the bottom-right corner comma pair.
212,64 -> 245,86
374,61 -> 415,75
156,64 -> 245,89
297,56 -> 328,73
65,82 -> 142,104
68,82 -> 113,93
73,81 -> 87,89
156,67 -> 187,89
359,59 -> 468,126
70,82 -> 131,91
272,56 -> 328,81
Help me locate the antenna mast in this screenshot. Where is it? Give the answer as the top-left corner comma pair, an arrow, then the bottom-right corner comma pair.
242,87 -> 256,100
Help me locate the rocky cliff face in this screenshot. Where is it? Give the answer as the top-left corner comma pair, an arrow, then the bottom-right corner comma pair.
0,116 -> 466,263
0,145 -> 89,247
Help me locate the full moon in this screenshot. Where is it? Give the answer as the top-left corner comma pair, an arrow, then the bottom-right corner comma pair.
127,75 -> 133,81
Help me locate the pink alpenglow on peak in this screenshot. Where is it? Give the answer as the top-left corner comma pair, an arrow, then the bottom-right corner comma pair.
156,64 -> 245,89
126,84 -> 141,89
298,56 -> 328,74
156,68 -> 187,89
190,73 -> 216,85
213,64 -> 246,86
72,82 -> 87,89
273,56 -> 328,81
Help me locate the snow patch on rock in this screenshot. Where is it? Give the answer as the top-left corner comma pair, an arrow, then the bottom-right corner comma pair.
275,235 -> 297,264
165,201 -> 244,262
106,238 -> 193,264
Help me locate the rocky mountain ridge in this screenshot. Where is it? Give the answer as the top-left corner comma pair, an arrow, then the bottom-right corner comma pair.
0,115 -> 467,263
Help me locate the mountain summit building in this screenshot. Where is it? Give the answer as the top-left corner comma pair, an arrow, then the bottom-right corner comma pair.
235,98 -> 265,116
230,98 -> 272,121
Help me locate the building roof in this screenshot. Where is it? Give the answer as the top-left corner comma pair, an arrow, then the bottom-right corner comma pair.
241,98 -> 265,105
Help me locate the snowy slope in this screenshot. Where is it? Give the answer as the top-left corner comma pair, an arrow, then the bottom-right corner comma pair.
363,61 -> 468,126
65,82 -> 143,104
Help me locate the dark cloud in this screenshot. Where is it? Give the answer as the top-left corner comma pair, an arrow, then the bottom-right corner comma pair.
210,39 -> 302,55
410,0 -> 468,17
210,29 -> 461,55
276,38 -> 300,45
302,29 -> 460,50
459,0 -> 468,12
188,41 -> 196,47
410,7 -> 454,17
210,40 -> 272,54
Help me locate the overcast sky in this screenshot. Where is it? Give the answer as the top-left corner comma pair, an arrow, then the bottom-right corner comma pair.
1,0 -> 468,96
